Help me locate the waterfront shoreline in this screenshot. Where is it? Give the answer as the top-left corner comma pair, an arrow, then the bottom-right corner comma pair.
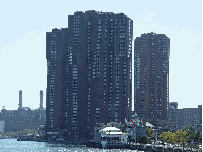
1,137 -> 200,151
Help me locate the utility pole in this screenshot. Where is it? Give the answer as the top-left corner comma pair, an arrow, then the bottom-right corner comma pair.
134,125 -> 136,143
155,127 -> 157,143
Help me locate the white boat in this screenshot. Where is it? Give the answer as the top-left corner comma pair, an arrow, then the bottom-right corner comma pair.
99,127 -> 128,149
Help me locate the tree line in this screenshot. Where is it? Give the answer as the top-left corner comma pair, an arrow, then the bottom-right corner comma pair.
0,129 -> 38,137
137,125 -> 202,147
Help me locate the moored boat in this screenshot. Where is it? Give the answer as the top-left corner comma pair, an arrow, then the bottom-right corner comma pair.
99,126 -> 129,149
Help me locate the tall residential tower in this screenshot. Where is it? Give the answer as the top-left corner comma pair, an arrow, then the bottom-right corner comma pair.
46,10 -> 133,141
134,32 -> 170,123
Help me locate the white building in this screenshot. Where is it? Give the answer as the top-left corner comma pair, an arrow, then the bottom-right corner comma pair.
0,120 -> 5,133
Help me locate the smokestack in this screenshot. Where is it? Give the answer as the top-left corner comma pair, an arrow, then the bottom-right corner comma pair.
39,90 -> 44,109
19,90 -> 22,109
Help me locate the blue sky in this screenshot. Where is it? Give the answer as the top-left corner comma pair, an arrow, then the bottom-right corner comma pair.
0,0 -> 202,110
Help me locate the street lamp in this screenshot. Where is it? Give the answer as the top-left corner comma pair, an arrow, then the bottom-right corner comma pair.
153,128 -> 157,143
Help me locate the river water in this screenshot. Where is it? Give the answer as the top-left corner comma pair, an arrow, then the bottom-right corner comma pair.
0,139 -> 138,152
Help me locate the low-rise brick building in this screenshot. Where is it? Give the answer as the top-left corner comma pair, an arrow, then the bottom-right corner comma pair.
169,104 -> 202,129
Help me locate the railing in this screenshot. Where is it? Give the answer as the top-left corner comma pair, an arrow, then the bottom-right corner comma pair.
106,141 -> 125,144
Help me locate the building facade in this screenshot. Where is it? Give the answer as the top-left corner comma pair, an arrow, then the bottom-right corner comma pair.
168,108 -> 183,129
134,32 -> 170,123
182,106 -> 202,129
0,107 -> 46,133
169,105 -> 202,129
46,10 -> 133,141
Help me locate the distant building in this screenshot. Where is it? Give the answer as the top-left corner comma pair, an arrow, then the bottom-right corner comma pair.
134,32 -> 170,123
0,90 -> 46,134
32,109 -> 46,124
168,108 -> 183,129
169,105 -> 202,129
2,110 -> 36,133
156,120 -> 176,136
0,120 -> 5,133
182,105 -> 202,129
37,123 -> 46,137
46,10 -> 133,141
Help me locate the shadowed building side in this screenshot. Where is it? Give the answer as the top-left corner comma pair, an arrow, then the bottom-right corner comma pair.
46,28 -> 68,139
46,10 -> 133,142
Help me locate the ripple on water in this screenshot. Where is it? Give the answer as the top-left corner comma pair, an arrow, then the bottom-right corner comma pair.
0,139 -> 139,152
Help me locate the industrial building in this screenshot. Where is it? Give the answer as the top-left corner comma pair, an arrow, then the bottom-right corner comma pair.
0,90 -> 46,136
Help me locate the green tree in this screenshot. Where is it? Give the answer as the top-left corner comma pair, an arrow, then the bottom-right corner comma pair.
20,129 -> 37,135
14,129 -> 38,137
9,132 -> 16,137
169,132 -> 176,144
4,132 -> 10,136
33,130 -> 38,135
194,130 -> 202,143
21,129 -> 28,135
16,130 -> 23,136
137,135 -> 148,144
159,132 -> 168,144
159,132 -> 176,144
175,130 -> 190,147
0,131 -> 4,136
5,132 -> 15,137
182,125 -> 195,143
146,127 -> 154,143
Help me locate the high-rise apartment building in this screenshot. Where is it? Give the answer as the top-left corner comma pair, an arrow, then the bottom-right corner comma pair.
134,32 -> 170,123
46,27 -> 67,139
46,10 -> 133,141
